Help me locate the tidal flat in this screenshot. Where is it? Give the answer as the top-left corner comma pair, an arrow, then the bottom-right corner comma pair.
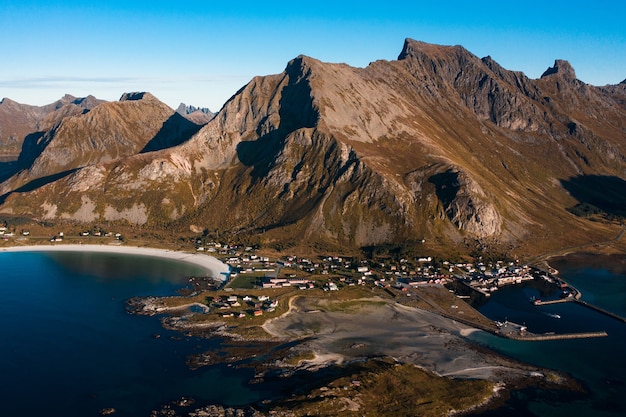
134,282 -> 581,417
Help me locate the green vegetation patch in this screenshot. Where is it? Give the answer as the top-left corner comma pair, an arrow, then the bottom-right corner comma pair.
226,274 -> 262,289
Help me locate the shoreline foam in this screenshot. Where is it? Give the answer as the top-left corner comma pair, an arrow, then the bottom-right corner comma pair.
0,244 -> 231,282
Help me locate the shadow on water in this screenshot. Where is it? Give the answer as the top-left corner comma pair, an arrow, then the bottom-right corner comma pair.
561,175 -> 626,219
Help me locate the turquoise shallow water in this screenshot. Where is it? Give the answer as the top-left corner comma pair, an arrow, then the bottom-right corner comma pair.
0,251 -> 265,417
467,253 -> 626,416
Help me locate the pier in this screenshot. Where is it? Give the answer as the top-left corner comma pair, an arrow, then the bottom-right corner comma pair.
515,331 -> 608,341
495,320 -> 609,341
532,298 -> 572,306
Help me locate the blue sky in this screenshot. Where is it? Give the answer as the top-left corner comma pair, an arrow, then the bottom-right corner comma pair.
1,1 -> 624,111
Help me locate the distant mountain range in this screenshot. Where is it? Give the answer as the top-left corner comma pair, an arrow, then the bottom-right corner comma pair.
0,39 -> 624,256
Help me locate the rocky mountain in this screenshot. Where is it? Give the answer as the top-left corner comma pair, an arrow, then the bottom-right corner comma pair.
0,94 -> 104,160
0,92 -> 203,198
176,103 -> 215,124
1,39 -> 624,256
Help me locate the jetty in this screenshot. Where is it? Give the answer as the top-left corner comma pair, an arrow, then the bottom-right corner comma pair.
516,331 -> 608,341
575,300 -> 626,323
495,320 -> 608,341
532,298 -> 571,306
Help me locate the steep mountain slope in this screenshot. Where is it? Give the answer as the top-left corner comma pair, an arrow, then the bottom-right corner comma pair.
0,92 -> 203,196
1,39 -> 624,256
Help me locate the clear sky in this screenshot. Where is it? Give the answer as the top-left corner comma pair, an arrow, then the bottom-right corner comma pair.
1,1 -> 624,112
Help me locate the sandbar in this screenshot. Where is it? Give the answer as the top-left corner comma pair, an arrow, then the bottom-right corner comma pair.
0,244 -> 231,282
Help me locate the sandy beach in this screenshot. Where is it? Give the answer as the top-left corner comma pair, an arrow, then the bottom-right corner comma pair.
0,244 -> 231,282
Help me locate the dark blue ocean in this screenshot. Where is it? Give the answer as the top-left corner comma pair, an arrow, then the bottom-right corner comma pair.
0,251 -> 267,417
468,253 -> 626,416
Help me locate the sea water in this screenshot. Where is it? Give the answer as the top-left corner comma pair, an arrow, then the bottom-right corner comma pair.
2,250 -> 624,416
467,253 -> 626,416
0,251 -> 266,417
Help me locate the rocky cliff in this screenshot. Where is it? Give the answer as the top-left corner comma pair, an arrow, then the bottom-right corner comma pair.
1,39 -> 624,255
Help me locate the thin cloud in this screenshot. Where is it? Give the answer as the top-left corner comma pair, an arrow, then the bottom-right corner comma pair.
0,74 -> 252,89
0,76 -> 144,89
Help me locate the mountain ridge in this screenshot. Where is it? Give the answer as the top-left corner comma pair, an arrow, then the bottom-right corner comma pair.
0,39 -> 624,257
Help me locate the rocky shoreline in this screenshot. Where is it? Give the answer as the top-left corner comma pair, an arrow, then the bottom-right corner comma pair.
126,290 -> 582,417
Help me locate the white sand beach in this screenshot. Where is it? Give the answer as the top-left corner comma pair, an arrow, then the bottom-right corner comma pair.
0,244 -> 231,281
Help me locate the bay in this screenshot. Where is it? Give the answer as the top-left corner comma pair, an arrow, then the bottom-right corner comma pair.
0,251 -> 266,417
468,253 -> 626,416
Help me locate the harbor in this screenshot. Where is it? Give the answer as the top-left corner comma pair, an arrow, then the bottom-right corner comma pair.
452,263 -> 625,342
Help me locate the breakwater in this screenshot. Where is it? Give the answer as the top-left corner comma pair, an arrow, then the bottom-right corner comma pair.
575,300 -> 626,323
495,320 -> 608,341
514,331 -> 608,341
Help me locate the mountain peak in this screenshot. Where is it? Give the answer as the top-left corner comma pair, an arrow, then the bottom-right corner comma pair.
541,59 -> 576,81
285,54 -> 323,77
119,92 -> 156,102
176,103 -> 212,116
397,38 -> 467,61
59,94 -> 77,103
176,103 -> 214,124
0,97 -> 18,106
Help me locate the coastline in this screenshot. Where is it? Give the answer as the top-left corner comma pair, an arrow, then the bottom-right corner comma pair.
1,242 -> 589,416
0,244 -> 231,282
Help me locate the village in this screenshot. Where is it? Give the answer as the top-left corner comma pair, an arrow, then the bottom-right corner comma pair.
198,240 -> 544,290
192,239 -> 555,317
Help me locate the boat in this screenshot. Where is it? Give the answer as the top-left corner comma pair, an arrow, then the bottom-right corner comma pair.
545,312 -> 561,319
